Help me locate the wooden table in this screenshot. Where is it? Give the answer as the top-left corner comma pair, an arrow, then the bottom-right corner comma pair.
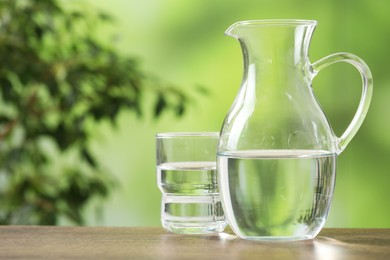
0,226 -> 389,259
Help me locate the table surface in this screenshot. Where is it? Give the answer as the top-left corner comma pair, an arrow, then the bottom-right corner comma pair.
1,226 -> 389,259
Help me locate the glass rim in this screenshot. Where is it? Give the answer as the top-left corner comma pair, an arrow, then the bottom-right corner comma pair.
156,132 -> 219,138
228,19 -> 317,28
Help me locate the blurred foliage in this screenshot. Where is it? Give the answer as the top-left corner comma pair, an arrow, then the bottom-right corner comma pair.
0,0 -> 191,225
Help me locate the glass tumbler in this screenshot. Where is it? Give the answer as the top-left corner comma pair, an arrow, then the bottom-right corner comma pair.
156,132 -> 227,234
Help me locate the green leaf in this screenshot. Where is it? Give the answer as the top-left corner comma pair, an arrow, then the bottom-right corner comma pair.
154,94 -> 166,118
81,148 -> 97,168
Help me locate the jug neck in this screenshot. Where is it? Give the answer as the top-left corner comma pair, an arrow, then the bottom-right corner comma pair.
226,20 -> 317,70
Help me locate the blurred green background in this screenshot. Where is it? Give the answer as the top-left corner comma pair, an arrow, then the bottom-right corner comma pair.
58,0 -> 389,227
71,0 -> 390,228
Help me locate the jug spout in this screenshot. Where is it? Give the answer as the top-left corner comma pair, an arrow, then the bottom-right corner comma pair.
225,20 -> 317,67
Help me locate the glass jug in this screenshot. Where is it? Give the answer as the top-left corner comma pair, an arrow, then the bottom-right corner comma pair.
217,20 -> 373,240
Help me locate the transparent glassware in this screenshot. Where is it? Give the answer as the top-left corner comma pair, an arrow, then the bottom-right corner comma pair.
217,20 -> 373,240
156,132 -> 227,234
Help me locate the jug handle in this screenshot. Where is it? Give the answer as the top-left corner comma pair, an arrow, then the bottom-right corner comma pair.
311,52 -> 373,154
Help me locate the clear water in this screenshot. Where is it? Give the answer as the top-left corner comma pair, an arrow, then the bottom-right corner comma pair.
218,150 -> 336,240
157,162 -> 226,234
